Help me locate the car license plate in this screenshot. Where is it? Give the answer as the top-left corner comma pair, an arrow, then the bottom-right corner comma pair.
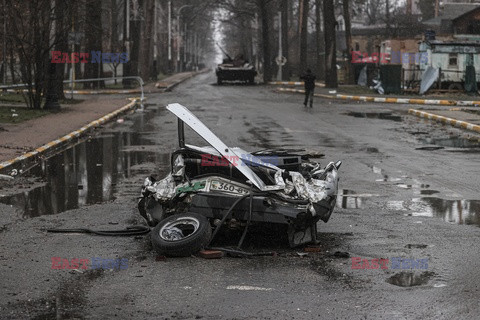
210,181 -> 249,195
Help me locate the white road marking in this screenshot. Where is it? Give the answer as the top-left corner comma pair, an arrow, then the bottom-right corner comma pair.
226,285 -> 273,291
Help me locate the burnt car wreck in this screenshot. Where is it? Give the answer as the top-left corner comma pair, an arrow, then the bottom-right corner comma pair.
138,103 -> 341,257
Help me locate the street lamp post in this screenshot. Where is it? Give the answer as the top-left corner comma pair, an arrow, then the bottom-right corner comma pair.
176,4 -> 192,73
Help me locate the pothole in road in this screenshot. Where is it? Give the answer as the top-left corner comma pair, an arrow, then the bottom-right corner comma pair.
386,271 -> 435,287
344,112 -> 403,122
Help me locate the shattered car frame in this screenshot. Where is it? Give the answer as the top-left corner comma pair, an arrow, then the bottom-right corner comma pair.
138,103 -> 341,257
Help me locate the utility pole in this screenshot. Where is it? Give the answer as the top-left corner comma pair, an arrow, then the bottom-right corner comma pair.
194,32 -> 198,70
183,23 -> 187,66
176,5 -> 192,72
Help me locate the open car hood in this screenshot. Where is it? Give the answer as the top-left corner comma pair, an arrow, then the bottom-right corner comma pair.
166,103 -> 283,191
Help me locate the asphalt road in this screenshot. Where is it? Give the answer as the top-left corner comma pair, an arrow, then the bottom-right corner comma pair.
1,72 -> 480,319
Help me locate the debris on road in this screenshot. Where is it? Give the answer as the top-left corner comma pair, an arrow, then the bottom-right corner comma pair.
138,103 -> 342,257
198,250 -> 224,259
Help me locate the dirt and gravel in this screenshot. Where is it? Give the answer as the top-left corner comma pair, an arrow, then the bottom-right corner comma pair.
1,72 -> 480,319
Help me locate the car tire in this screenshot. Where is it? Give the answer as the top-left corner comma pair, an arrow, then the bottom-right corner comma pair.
151,212 -> 212,257
217,78 -> 223,85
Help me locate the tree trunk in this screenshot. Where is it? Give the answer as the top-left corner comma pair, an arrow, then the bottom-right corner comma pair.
52,0 -> 68,100
8,43 -> 15,84
315,0 -> 324,80
84,0 -> 103,89
139,0 -> 154,81
124,0 -> 142,84
299,0 -> 309,73
343,0 -> 354,84
280,0 -> 290,80
323,0 -> 337,88
258,0 -> 272,82
385,0 -> 390,36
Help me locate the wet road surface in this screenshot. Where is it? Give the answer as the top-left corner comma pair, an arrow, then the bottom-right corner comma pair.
1,72 -> 480,319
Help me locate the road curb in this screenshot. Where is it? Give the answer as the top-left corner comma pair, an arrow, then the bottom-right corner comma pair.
276,87 -> 480,106
408,109 -> 480,134
269,81 -> 325,87
65,89 -> 142,95
0,97 -> 143,174
276,87 -> 335,99
5,88 -> 142,95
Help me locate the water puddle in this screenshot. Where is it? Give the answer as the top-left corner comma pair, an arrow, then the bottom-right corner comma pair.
376,176 -> 402,182
336,189 -> 364,209
409,197 -> 480,226
396,183 -> 412,189
386,271 -> 434,287
419,190 -> 439,195
405,244 -> 428,249
388,197 -> 480,227
417,136 -> 480,150
0,107 -> 171,218
336,189 -> 380,209
344,112 -> 402,122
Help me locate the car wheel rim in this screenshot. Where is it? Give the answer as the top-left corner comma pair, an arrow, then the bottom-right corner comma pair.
159,217 -> 200,242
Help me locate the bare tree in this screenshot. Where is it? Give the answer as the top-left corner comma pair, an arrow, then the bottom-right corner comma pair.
139,0 -> 154,81
84,0 -> 104,88
299,0 -> 309,73
315,0 -> 324,80
280,0 -> 290,80
5,0 -> 61,109
366,0 -> 385,25
258,0 -> 274,82
323,0 -> 337,88
343,0 -> 354,84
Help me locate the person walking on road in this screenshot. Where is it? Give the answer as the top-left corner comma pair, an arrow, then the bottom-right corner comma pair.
300,69 -> 316,108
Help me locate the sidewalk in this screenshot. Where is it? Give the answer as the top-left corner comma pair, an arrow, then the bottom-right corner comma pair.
0,71 -> 204,165
154,69 -> 209,91
0,96 -> 131,163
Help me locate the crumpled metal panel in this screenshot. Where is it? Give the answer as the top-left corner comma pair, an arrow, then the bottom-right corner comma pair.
153,173 -> 177,201
289,172 -> 328,202
167,103 -> 282,191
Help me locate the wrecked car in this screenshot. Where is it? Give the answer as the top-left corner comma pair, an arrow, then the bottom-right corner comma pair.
138,103 -> 341,257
